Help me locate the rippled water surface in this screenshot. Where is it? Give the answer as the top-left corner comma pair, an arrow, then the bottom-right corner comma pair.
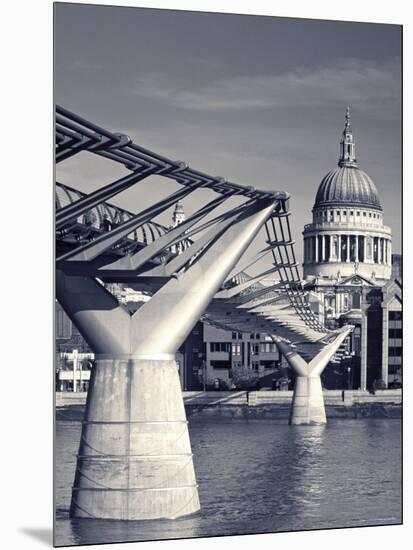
55,416 -> 401,546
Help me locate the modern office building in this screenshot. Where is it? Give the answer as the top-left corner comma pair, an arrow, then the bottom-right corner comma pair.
202,324 -> 285,389
361,256 -> 402,389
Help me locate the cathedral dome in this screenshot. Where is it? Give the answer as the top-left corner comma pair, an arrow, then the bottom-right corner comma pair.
314,106 -> 382,211
314,165 -> 382,210
303,107 -> 392,286
303,107 -> 392,288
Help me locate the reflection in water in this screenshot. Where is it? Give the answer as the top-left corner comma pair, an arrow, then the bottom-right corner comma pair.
288,426 -> 327,514
245,423 -> 328,531
55,417 -> 401,546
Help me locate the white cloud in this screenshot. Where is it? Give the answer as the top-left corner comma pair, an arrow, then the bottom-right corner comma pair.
130,58 -> 400,117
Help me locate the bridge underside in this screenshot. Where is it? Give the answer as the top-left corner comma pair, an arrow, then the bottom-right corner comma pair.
56,106 -> 352,520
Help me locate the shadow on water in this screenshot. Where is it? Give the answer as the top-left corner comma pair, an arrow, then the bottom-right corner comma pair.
69,515 -> 199,546
20,528 -> 53,546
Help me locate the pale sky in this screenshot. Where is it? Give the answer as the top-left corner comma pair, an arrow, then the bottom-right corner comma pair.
55,3 -> 402,265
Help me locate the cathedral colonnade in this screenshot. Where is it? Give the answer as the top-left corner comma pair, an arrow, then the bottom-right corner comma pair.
303,233 -> 392,265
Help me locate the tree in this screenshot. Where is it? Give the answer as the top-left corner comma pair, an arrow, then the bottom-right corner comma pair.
231,365 -> 259,390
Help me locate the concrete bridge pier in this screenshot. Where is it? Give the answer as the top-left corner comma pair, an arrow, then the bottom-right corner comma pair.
57,198 -> 277,520
289,375 -> 326,425
56,272 -> 198,520
275,327 -> 352,425
56,272 -> 197,520
71,355 -> 199,520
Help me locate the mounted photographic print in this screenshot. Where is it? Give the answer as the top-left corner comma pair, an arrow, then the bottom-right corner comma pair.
54,2 -> 402,547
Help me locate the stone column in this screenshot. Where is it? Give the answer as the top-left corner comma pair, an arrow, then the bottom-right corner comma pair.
346,235 -> 350,262
315,235 -> 319,263
338,234 -> 341,262
355,234 -> 359,263
381,238 -> 384,264
321,235 -> 325,262
378,238 -> 382,264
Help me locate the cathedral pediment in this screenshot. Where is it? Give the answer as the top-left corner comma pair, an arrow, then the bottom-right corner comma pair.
338,274 -> 375,287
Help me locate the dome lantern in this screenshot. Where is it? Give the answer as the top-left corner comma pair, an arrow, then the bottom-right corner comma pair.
339,106 -> 357,168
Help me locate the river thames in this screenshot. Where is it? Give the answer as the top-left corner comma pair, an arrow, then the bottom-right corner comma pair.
55,415 -> 401,546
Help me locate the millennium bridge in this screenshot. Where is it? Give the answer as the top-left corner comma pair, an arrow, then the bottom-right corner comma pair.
55,106 -> 352,521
